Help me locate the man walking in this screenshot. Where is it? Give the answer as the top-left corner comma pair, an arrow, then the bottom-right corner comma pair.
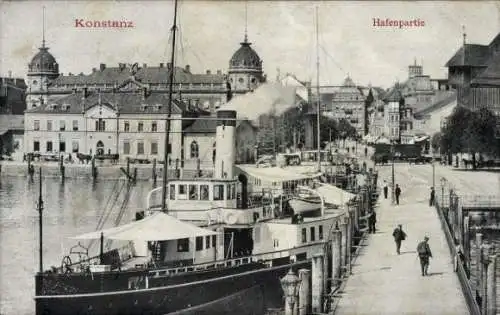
429,187 -> 435,207
368,210 -> 377,233
395,184 -> 401,205
383,180 -> 388,199
417,236 -> 433,276
392,224 -> 406,255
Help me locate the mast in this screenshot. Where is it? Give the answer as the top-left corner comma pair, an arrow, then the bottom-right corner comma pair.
315,6 -> 321,172
37,167 -> 44,273
161,0 -> 179,212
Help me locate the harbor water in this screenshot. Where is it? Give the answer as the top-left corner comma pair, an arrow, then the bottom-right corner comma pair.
0,175 -> 156,315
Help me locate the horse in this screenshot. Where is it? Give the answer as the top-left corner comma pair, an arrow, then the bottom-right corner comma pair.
76,153 -> 92,164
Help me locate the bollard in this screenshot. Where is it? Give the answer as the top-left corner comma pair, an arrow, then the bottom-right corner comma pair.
311,253 -> 324,313
331,230 -> 342,288
298,269 -> 311,315
487,253 -> 497,315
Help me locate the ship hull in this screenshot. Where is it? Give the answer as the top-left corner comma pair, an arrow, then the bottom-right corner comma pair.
35,261 -> 310,315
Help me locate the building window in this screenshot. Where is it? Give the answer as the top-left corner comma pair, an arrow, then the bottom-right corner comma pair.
95,119 -> 105,131
205,236 -> 210,249
59,120 -> 66,131
169,184 -> 175,200
33,141 -> 40,152
301,228 -> 307,243
151,142 -> 158,155
214,184 -> 224,200
200,185 -> 209,200
319,225 -> 323,240
72,120 -> 78,131
47,120 -> 52,131
59,141 -> 66,152
34,120 -> 40,131
124,121 -> 130,132
190,141 -> 199,158
151,121 -> 157,132
177,238 -> 189,252
123,141 -> 130,154
72,140 -> 79,153
46,141 -> 53,152
189,185 -> 198,200
310,227 -> 316,241
138,122 -> 144,132
137,142 -> 144,155
196,236 -> 203,251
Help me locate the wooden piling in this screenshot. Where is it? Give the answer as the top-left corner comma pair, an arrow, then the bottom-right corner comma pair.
487,253 -> 497,315
298,269 -> 311,315
311,253 -> 324,314
331,230 -> 342,288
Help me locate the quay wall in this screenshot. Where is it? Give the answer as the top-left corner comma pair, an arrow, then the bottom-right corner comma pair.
0,162 -> 214,181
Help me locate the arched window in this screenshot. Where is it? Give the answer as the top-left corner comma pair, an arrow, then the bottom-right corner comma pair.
190,141 -> 199,158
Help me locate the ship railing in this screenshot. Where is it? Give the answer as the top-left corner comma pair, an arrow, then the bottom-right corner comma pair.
148,243 -> 325,278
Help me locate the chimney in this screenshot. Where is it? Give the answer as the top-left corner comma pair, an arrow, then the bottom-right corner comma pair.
143,63 -> 147,69
119,63 -> 125,71
185,65 -> 191,73
217,70 -> 222,75
206,70 -> 211,75
69,72 -> 73,76
167,63 -> 172,70
214,110 -> 237,179
92,68 -> 97,73
100,63 -> 106,71
159,63 -> 164,68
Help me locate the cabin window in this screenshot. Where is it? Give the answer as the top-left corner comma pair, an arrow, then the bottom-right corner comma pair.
177,238 -> 189,252
189,185 -> 198,200
319,225 -> 323,240
205,236 -> 210,249
310,227 -> 316,242
301,228 -> 307,243
196,236 -> 203,251
200,185 -> 209,200
254,227 -> 260,243
212,235 -> 216,248
169,184 -> 175,200
231,183 -> 236,199
213,184 -> 224,200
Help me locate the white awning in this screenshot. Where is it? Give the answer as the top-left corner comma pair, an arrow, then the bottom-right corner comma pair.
70,212 -> 219,241
237,165 -> 322,182
315,183 -> 357,205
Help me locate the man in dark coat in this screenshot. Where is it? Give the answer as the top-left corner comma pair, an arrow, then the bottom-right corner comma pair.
383,180 -> 388,199
392,224 -> 406,255
429,187 -> 435,206
368,210 -> 377,233
395,184 -> 401,205
417,236 -> 433,276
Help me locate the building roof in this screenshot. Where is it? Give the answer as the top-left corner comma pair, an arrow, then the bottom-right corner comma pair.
28,46 -> 59,75
25,90 -> 190,115
383,85 -> 403,102
471,53 -> 500,86
445,44 -> 490,67
0,79 -> 27,115
229,37 -> 263,72
413,91 -> 457,117
183,116 -> 256,133
51,65 -> 225,86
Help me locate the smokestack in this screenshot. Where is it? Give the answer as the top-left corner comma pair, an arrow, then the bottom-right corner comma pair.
206,70 -> 211,75
185,65 -> 191,73
167,63 -> 172,70
143,63 -> 147,69
214,110 -> 237,179
100,63 -> 106,71
92,68 -> 97,73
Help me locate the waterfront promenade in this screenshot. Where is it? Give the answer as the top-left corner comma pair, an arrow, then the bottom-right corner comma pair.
335,163 -> 471,315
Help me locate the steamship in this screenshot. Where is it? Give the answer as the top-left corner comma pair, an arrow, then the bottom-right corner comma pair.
34,109 -> 351,315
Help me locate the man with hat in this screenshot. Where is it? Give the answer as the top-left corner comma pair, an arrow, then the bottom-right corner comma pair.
392,224 -> 406,255
417,236 -> 433,276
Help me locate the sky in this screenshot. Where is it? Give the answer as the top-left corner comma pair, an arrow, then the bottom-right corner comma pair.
1,1 -> 499,89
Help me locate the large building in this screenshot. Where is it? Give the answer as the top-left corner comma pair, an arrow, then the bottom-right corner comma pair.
23,33 -> 265,164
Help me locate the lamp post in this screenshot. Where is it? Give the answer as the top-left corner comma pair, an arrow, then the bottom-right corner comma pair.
391,141 -> 395,205
440,177 -> 446,210
281,268 -> 301,315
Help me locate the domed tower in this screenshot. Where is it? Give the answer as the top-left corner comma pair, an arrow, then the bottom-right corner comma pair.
26,11 -> 60,109
228,34 -> 264,93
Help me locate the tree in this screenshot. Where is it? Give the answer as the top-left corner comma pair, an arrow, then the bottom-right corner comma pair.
431,131 -> 442,153
440,106 -> 499,168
